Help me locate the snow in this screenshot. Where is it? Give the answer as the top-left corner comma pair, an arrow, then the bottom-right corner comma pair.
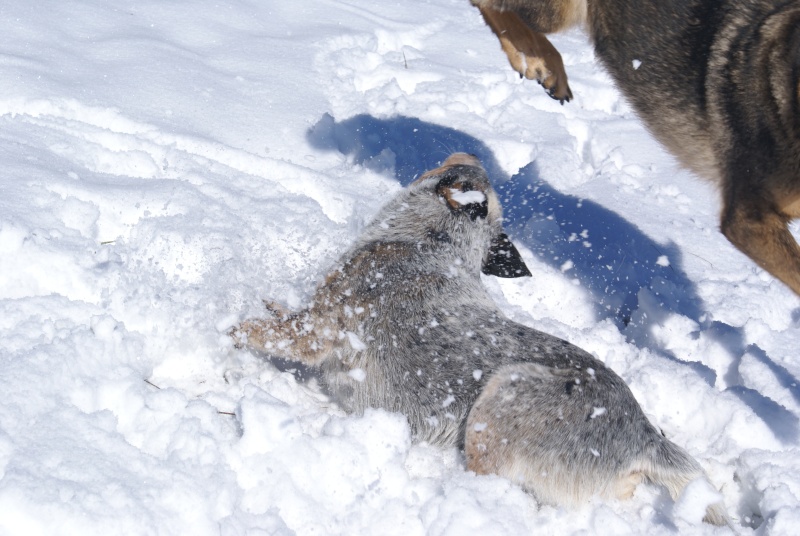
345,331 -> 367,352
673,478 -> 725,526
589,407 -> 607,419
0,0 -> 798,534
447,188 -> 486,205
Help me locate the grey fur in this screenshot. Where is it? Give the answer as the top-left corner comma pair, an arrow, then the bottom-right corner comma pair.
232,154 -> 728,525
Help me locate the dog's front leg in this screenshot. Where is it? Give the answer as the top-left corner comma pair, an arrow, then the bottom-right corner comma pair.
473,3 -> 573,102
231,306 -> 339,366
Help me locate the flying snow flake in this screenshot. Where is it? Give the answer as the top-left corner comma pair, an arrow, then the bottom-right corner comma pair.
656,255 -> 670,267
348,369 -> 366,382
560,260 -> 574,273
442,395 -> 456,408
473,422 -> 488,432
632,59 -> 642,69
590,448 -> 601,457
590,407 -> 607,419
346,331 -> 367,351
473,369 -> 483,381
215,313 -> 239,332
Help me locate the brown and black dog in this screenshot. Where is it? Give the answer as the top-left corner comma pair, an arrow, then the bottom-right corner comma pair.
471,0 -> 800,297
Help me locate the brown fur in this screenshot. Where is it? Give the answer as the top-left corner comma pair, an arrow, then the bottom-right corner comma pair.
472,0 -> 800,297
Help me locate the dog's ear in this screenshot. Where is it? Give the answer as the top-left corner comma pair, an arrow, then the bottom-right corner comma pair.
482,233 -> 532,278
436,173 -> 489,221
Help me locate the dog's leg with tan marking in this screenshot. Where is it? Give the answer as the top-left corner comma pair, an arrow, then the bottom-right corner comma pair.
711,3 -> 800,297
721,188 -> 800,296
471,0 -> 587,102
475,6 -> 572,102
232,305 -> 341,366
232,242 -> 413,366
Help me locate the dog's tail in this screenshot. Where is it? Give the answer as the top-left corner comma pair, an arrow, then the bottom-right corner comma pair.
638,438 -> 728,526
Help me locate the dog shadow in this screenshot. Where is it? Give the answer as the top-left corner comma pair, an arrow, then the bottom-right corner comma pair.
307,112 -> 508,184
306,112 -> 799,445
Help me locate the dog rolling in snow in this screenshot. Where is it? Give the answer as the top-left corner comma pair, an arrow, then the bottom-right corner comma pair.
471,0 -> 800,298
232,154 -> 727,524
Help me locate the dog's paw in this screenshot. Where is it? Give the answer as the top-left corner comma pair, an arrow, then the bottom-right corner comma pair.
229,319 -> 268,349
542,71 -> 572,104
504,42 -> 573,103
228,323 -> 248,349
230,317 -> 291,354
481,7 -> 574,104
512,60 -> 572,104
262,300 -> 290,318
510,49 -> 571,104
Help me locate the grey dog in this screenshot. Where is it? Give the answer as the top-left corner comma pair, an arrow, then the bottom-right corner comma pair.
232,154 -> 727,524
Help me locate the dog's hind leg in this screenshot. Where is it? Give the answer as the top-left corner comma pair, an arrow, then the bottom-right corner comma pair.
465,362 -> 728,524
465,362 -> 621,506
712,4 -> 800,297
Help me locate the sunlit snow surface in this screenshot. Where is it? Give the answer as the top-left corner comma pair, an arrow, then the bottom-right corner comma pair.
1,1 -> 799,534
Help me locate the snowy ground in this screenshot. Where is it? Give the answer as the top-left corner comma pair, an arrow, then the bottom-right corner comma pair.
1,1 -> 799,534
